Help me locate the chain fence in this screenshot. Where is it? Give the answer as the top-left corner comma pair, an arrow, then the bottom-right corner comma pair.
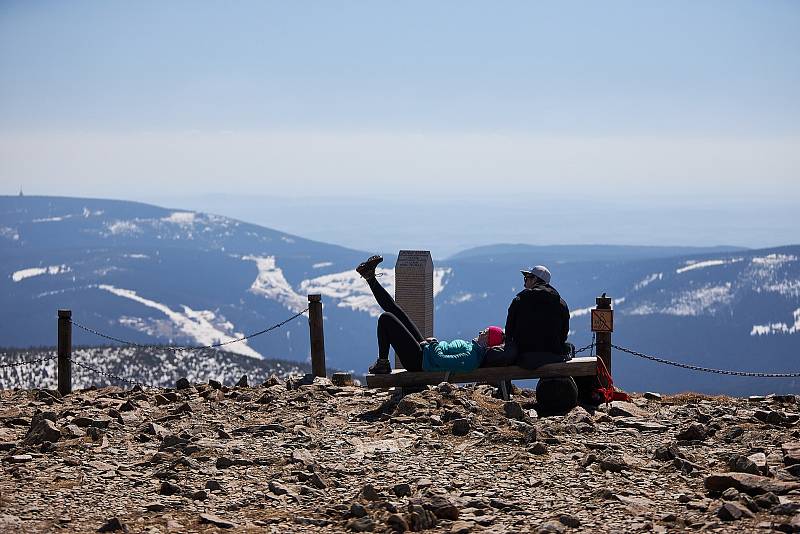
66,308 -> 309,387
5,309 -> 800,390
0,309 -> 310,389
0,354 -> 58,369
70,308 -> 309,352
69,358 -> 152,388
573,333 -> 596,355
612,343 -> 800,378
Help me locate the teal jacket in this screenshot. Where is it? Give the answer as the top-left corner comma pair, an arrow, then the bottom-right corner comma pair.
421,339 -> 485,372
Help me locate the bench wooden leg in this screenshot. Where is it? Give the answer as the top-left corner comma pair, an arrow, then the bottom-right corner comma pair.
499,381 -> 510,401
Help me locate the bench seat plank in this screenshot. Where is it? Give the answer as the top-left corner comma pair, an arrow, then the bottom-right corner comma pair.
365,356 -> 597,388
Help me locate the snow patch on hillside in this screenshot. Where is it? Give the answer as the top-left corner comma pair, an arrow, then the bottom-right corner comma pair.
751,254 -> 797,266
0,226 -> 19,241
243,256 -> 448,316
570,298 -> 625,318
299,268 -> 452,316
746,253 -> 799,297
299,269 -> 391,316
433,268 -> 450,296
241,256 -> 308,313
83,207 -> 104,217
751,308 -> 800,336
676,258 -> 742,274
448,292 -> 486,304
162,212 -> 196,225
107,220 -> 141,235
629,284 -> 732,316
31,209 -> 102,222
312,262 -> 333,269
32,215 -> 69,223
11,264 -> 71,282
96,284 -> 262,359
760,280 -> 800,298
634,273 -> 662,291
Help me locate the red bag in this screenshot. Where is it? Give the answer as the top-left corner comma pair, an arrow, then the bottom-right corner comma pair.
593,357 -> 630,404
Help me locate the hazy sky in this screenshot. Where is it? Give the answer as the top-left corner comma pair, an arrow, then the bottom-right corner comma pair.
1,1 -> 798,237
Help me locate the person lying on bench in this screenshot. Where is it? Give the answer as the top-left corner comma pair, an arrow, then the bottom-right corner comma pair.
356,255 -> 504,375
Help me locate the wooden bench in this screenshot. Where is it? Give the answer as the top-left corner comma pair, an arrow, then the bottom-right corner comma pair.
365,356 -> 598,400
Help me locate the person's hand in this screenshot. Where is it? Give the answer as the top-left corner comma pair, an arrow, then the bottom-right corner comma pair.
425,337 -> 438,343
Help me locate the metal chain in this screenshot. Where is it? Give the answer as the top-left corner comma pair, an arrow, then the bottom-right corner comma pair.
0,355 -> 58,369
612,343 -> 800,378
574,333 -> 596,355
69,358 -> 152,388
70,308 -> 309,352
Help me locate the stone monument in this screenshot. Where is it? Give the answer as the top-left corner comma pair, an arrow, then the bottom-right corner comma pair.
394,250 -> 434,370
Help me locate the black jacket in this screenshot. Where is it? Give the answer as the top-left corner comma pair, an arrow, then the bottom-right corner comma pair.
504,284 -> 570,354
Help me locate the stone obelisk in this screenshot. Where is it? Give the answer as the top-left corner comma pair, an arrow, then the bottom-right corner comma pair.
394,250 -> 434,368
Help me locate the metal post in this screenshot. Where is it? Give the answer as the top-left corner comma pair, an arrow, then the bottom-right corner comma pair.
594,295 -> 613,374
58,309 -> 72,395
308,295 -> 326,378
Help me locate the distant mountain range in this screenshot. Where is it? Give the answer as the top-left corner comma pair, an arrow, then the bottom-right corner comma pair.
448,243 -> 747,262
1,195 -> 798,395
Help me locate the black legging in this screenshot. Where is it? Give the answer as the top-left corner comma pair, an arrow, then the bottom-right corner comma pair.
368,277 -> 424,371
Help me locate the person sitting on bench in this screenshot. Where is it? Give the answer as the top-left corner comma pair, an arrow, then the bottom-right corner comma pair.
504,264 -> 572,367
357,255 -> 504,375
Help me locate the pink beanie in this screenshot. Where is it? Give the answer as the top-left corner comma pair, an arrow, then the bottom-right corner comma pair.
486,326 -> 504,347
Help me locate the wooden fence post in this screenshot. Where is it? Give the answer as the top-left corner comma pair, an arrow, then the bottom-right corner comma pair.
592,294 -> 613,374
57,309 -> 72,395
308,295 -> 326,378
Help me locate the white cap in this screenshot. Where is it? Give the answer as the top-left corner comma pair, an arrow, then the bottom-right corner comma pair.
520,265 -> 551,284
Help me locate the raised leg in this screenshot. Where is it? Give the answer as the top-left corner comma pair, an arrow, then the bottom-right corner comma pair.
368,277 -> 424,342
377,312 -> 423,371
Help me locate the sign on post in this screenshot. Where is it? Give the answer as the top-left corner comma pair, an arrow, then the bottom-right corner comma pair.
591,308 -> 613,333
395,251 -> 434,368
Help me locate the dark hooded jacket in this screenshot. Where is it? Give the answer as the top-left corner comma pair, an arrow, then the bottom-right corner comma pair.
504,283 -> 570,354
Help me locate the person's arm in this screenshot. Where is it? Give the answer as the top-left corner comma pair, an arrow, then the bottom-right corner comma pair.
560,298 -> 570,343
505,297 -> 518,342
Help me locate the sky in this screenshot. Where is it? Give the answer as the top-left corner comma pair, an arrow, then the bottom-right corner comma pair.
0,1 -> 798,252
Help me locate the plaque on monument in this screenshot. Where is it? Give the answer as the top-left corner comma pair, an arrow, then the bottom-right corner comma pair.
394,250 -> 434,368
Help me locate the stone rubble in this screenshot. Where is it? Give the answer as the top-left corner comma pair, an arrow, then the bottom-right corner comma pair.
1,381 -> 799,532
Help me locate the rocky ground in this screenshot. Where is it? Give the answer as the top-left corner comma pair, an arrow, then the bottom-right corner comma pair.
1,377 -> 800,533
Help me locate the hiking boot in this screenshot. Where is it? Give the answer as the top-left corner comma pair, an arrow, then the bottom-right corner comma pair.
356,255 -> 383,279
368,357 -> 392,375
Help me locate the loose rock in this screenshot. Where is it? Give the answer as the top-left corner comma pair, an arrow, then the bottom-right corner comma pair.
676,422 -> 707,441
451,418 -> 470,436
97,517 -> 128,532
705,472 -> 800,495
175,377 -> 191,390
199,513 -> 237,529
23,419 -> 61,446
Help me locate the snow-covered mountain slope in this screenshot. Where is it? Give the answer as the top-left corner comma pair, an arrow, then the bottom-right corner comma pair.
1,196 -> 394,372
2,196 -> 798,395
